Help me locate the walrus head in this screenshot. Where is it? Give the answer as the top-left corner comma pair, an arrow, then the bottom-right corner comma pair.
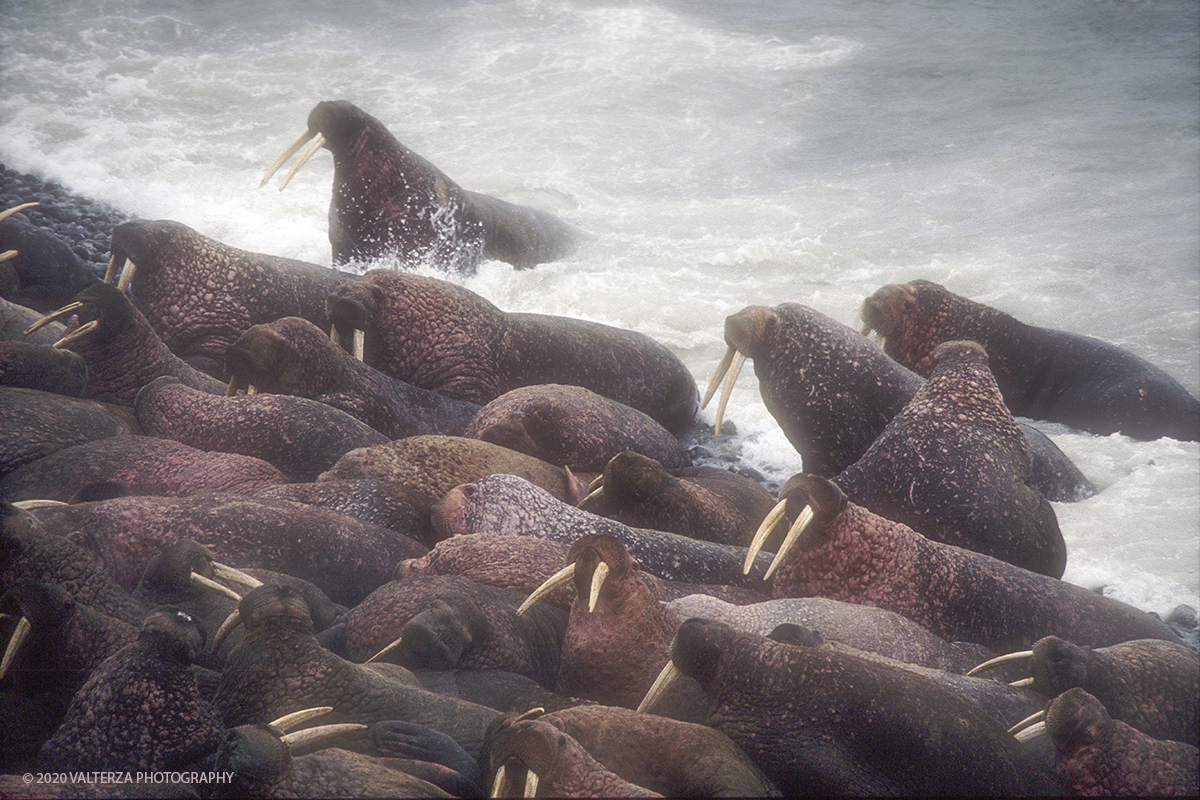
742,474 -> 847,578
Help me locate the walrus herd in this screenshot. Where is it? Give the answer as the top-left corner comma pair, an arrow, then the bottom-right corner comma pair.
1,98 -> 1198,798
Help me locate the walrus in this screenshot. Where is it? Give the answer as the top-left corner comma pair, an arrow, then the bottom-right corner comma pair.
37,607 -> 224,772
261,99 -> 585,271
834,340 -> 1067,578
704,302 -> 1097,501
746,474 -> 1183,652
325,269 -> 699,434
224,316 -> 480,439
644,618 -> 1061,795
861,279 -> 1200,441
970,635 -> 1199,746
464,384 -> 692,473
0,202 -> 101,313
0,386 -> 140,480
104,218 -> 353,379
1021,687 -> 1199,796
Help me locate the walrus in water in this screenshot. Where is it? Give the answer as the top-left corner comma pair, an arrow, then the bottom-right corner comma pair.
261,99 -> 586,272
861,279 -> 1200,441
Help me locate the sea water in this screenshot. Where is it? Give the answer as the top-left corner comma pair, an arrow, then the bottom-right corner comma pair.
1,0 -> 1197,622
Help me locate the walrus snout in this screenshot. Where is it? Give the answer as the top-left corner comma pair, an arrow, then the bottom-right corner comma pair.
859,282 -> 915,342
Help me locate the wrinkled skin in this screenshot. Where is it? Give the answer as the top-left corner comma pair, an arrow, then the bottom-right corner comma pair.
1,502 -> 148,625
1025,636 -> 1199,745
136,375 -> 388,482
667,618 -> 1061,796
0,209 -> 100,313
38,607 -> 224,772
225,316 -> 480,439
326,270 -> 699,433
256,479 -> 440,549
0,341 -> 87,397
0,386 -> 139,480
488,718 -> 661,797
108,218 -> 352,379
465,384 -> 691,473
861,279 -> 1200,441
1043,687 -> 1199,796
718,302 -> 1095,501
834,340 -> 1066,578
2,295 -> 66,343
766,475 -> 1183,652
212,585 -> 502,759
397,534 -> 575,611
0,433 -> 285,503
430,474 -> 776,589
42,282 -> 228,404
319,434 -> 587,505
31,492 -> 427,607
487,705 -> 780,797
666,594 -> 993,675
581,450 -> 777,548
295,99 -> 583,271
343,575 -> 567,691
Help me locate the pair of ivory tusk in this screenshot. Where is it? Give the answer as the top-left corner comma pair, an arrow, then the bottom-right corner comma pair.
490,761 -> 539,798
225,376 -> 260,397
517,560 -> 610,617
701,344 -> 747,437
329,323 -> 366,362
260,129 -> 327,191
24,299 -> 96,349
1007,709 -> 1047,742
742,499 -> 815,579
966,649 -> 1036,686
269,707 -> 368,754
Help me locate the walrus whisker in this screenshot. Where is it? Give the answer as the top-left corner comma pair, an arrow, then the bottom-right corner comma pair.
0,616 -> 31,683
1012,720 -> 1047,743
713,349 -> 746,436
52,319 -> 98,349
745,499 -> 787,575
260,128 -> 318,188
0,201 -> 39,225
24,300 -> 84,336
636,658 -> 680,713
269,706 -> 333,733
966,649 -> 1034,677
517,562 -> 576,616
189,571 -> 243,603
365,632 -> 404,664
1007,709 -> 1045,736
702,344 -> 736,409
764,503 -> 814,581
0,249 -> 15,264
587,560 -> 609,613
278,132 -> 326,191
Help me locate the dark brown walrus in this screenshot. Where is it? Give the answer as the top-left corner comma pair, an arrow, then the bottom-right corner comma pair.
260,99 -> 585,272
861,279 -> 1200,441
325,269 -> 699,434
747,474 -> 1182,653
105,218 -> 353,379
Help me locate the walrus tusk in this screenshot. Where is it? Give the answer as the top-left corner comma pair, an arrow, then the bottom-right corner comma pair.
491,763 -> 513,798
117,259 -> 136,291
24,300 -> 84,336
587,561 -> 609,613
1012,720 -> 1047,743
11,499 -> 69,509
281,722 -> 369,754
212,561 -> 263,589
270,706 -> 333,733
352,328 -> 364,362
637,658 -> 680,713
523,768 -> 539,798
366,633 -> 404,664
0,616 -> 31,683
517,563 -> 576,616
189,571 -> 243,603
1007,709 -> 1045,736
53,320 -> 98,350
744,499 -> 788,575
0,250 -> 15,263
210,608 -> 242,653
576,485 -> 604,509
261,128 -> 319,189
277,132 -> 326,191
703,345 -> 746,436
0,201 -> 38,224
966,649 -> 1034,678
763,503 -> 814,580
702,344 -> 736,409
